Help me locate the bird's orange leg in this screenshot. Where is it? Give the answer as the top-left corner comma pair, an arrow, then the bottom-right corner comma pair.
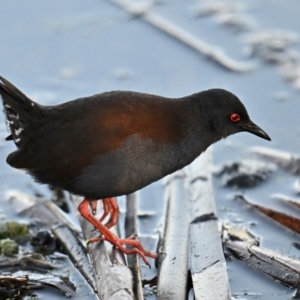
78,199 -> 157,266
90,234 -> 137,244
97,198 -> 119,228
98,198 -> 111,223
103,197 -> 119,229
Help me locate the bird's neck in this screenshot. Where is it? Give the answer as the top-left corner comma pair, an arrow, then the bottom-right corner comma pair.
166,95 -> 222,171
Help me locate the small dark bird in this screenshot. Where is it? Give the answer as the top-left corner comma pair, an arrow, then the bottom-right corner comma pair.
0,76 -> 270,265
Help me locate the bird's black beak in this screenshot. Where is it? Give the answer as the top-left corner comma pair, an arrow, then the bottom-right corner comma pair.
240,120 -> 271,141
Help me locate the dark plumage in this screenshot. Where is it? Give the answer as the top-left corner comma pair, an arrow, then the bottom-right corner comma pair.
0,76 -> 270,264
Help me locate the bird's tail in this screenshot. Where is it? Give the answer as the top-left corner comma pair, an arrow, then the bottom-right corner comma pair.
0,76 -> 46,148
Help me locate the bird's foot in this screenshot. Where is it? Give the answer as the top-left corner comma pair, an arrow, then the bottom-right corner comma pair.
88,234 -> 157,267
79,199 -> 157,267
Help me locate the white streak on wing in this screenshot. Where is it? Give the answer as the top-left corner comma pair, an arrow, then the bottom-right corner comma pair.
9,114 -> 19,119
15,128 -> 24,136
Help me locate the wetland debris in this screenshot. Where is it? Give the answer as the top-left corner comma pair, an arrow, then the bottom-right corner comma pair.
157,175 -> 190,300
0,274 -> 33,299
6,190 -> 81,234
110,0 -> 256,72
272,193 -> 300,210
225,239 -> 300,290
295,179 -> 300,194
125,193 -> 144,300
51,222 -> 97,292
31,230 -> 56,253
236,195 -> 300,234
223,223 -> 300,290
191,2 -> 244,17
157,151 -> 231,299
246,29 -> 300,90
0,239 -> 18,256
214,159 -> 276,188
246,29 -> 297,62
222,222 -> 258,246
0,270 -> 76,298
50,186 -> 70,213
4,190 -> 96,295
252,146 -> 300,175
0,252 -> 61,269
0,221 -> 29,239
191,1 -> 254,32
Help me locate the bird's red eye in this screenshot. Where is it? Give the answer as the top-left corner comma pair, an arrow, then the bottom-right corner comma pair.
230,113 -> 241,122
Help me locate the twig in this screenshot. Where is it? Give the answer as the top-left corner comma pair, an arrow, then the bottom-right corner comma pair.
236,195 -> 300,234
125,192 -> 144,300
226,240 -> 300,288
0,255 -> 59,269
51,223 -> 97,292
109,0 -> 256,72
252,146 -> 300,175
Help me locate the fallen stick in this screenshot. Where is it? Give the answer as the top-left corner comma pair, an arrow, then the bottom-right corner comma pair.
51,223 -> 97,291
125,192 -> 144,300
252,146 -> 300,175
109,0 -> 256,72
226,240 -> 300,288
236,195 -> 300,234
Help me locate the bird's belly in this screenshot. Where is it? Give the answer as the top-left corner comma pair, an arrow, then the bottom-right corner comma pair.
70,135 -> 191,199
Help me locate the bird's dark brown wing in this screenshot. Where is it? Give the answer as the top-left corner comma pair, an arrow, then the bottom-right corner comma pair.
7,92 -> 188,188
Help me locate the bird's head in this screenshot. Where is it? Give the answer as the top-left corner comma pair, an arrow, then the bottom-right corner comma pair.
199,89 -> 271,141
